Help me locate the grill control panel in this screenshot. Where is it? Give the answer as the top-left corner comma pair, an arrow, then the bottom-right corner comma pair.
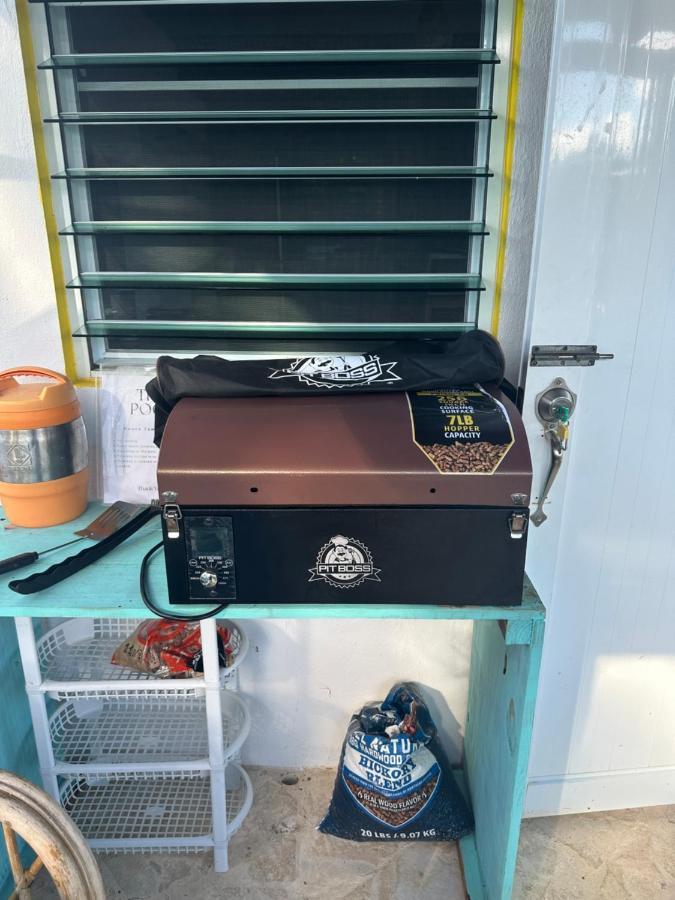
186,515 -> 237,601
162,513 -> 238,603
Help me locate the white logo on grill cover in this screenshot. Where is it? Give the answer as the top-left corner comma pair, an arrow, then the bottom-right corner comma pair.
269,355 -> 400,389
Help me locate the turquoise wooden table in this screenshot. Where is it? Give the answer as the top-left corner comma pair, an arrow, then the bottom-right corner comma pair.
0,503 -> 545,899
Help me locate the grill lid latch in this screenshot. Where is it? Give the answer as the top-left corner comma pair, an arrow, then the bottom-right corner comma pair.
509,512 -> 528,540
162,501 -> 182,539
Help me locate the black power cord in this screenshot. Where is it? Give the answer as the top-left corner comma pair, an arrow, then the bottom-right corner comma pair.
140,541 -> 230,622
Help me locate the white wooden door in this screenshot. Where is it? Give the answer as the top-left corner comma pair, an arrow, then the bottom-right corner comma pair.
521,0 -> 675,815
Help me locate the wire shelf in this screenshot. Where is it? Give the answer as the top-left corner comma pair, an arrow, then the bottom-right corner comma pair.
50,692 -> 250,768
60,765 -> 252,852
37,618 -> 248,698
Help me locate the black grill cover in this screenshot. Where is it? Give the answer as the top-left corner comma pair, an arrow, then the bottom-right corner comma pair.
146,329 -> 505,447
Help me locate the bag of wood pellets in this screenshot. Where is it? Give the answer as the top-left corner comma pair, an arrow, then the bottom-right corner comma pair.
319,682 -> 473,842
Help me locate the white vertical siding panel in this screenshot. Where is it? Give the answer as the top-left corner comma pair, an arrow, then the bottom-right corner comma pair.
525,0 -> 675,800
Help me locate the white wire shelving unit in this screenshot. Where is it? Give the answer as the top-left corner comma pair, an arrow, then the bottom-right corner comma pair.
60,764 -> 253,854
37,617 -> 248,697
49,692 -> 250,770
15,615 -> 252,871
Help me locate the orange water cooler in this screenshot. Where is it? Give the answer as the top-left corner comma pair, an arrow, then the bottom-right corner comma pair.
0,367 -> 89,527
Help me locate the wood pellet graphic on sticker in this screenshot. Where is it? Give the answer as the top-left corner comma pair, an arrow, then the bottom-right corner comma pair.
407,387 -> 514,475
421,441 -> 509,473
340,736 -> 442,830
344,773 -> 440,828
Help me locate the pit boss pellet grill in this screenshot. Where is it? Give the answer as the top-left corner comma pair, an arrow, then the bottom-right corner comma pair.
158,387 -> 532,607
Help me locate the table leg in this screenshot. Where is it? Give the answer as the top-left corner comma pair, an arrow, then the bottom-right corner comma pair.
200,618 -> 228,872
13,618 -> 59,801
459,618 -> 545,900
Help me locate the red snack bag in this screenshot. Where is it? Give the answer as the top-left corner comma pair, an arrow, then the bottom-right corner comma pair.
111,619 -> 236,678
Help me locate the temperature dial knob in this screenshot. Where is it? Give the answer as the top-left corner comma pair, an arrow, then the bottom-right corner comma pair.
199,570 -> 218,589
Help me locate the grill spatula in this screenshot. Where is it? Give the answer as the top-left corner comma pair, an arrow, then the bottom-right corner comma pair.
0,501 -> 147,575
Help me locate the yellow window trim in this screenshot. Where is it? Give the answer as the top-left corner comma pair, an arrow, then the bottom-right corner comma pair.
491,0 -> 525,337
15,0 -> 97,389
17,0 -> 523,383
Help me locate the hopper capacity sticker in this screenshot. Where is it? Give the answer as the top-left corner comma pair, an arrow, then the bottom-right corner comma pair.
407,387 -> 514,475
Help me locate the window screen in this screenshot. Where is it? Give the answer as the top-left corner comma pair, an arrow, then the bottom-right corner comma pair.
34,0 -> 499,364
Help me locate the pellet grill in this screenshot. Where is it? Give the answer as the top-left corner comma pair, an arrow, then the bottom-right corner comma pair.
157,387 -> 532,607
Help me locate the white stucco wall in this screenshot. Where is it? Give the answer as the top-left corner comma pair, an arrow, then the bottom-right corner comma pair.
0,1 -> 63,373
241,619 -> 472,767
0,1 -> 551,769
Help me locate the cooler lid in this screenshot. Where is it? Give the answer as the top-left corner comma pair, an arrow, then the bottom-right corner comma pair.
0,368 -> 77,415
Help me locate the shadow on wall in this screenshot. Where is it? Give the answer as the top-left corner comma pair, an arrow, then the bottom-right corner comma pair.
421,682 -> 464,764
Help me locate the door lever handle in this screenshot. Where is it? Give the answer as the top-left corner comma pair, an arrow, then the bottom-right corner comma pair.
531,429 -> 564,526
531,378 -> 576,527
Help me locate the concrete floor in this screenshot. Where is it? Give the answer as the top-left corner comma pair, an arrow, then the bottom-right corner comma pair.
34,767 -> 675,899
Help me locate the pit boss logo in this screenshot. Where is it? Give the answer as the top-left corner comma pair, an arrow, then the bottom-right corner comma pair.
269,355 -> 400,389
309,534 -> 381,589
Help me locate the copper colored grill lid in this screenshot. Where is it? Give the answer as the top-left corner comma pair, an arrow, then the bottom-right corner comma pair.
157,390 -> 532,508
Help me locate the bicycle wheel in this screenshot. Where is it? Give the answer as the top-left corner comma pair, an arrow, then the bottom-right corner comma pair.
0,770 -> 105,899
